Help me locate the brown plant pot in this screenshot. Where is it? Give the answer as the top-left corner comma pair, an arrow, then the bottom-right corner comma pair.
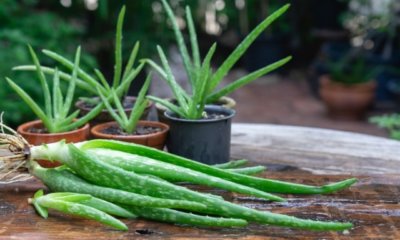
90,121 -> 169,150
155,96 -> 236,125
17,120 -> 90,168
319,75 -> 376,120
75,96 -> 153,126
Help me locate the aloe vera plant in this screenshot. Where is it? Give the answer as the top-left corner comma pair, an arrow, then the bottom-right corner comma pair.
97,73 -> 151,134
6,46 -> 101,133
146,0 -> 292,119
369,114 -> 400,140
13,6 -> 144,106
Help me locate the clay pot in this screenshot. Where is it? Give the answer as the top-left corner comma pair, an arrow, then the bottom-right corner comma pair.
90,121 -> 169,150
155,96 -> 236,125
75,96 -> 153,126
319,75 -> 376,120
17,120 -> 90,167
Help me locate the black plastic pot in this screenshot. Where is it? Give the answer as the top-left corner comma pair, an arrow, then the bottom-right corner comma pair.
164,105 -> 235,165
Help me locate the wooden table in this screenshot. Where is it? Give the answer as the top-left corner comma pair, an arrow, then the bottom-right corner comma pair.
1,123 -> 400,239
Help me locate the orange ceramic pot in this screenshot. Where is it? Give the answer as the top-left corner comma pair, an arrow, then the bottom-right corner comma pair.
91,121 -> 169,150
17,120 -> 90,167
319,75 -> 376,120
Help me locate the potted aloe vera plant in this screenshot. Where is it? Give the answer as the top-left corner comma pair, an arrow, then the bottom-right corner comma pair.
6,46 -> 102,167
146,0 -> 291,164
13,6 -> 152,126
319,52 -> 379,120
90,73 -> 169,150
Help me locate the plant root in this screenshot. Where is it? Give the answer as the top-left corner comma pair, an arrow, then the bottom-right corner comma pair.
0,116 -> 31,184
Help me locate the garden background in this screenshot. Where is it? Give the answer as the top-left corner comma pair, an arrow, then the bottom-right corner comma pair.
1,0 -> 399,138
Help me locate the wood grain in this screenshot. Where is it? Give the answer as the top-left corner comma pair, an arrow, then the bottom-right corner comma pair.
1,124 -> 400,239
1,172 -> 399,239
231,123 -> 400,175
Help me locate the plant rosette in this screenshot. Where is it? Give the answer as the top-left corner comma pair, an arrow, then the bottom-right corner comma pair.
90,121 -> 169,150
75,96 -> 153,126
155,96 -> 236,125
17,119 -> 89,168
164,105 -> 235,164
319,75 -> 376,120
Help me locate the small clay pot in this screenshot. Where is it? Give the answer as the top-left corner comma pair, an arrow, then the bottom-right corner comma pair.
319,75 -> 376,120
90,121 -> 169,150
17,120 -> 90,168
155,96 -> 236,125
75,96 -> 153,126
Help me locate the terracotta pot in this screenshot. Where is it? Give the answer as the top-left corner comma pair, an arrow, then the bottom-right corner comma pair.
90,121 -> 169,150
75,96 -> 153,126
155,96 -> 236,125
319,75 -> 376,120
17,120 -> 90,168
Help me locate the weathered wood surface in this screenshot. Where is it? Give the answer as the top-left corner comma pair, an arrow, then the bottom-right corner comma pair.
1,172 -> 399,239
1,124 -> 400,239
231,123 -> 400,175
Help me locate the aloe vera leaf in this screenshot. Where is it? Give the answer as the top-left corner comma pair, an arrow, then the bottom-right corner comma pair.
227,166 -> 266,175
161,0 -> 194,85
13,65 -> 93,93
127,206 -> 248,227
112,6 -> 125,88
97,89 -> 126,129
122,41 -> 140,80
29,45 -> 52,118
52,69 -> 62,119
62,46 -> 81,118
118,61 -> 145,98
83,140 -> 358,195
146,96 -> 186,118
208,4 -> 290,92
37,198 -> 128,230
156,46 -> 189,113
207,56 -> 292,103
94,69 -> 110,92
125,73 -> 152,133
6,77 -> 52,132
111,90 -> 129,124
186,6 -> 200,70
31,161 -> 207,212
213,159 -> 249,169
42,49 -> 99,89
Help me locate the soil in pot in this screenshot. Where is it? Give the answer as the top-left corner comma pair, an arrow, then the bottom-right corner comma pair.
17,120 -> 90,168
75,96 -> 153,126
165,105 -> 235,165
319,75 -> 376,120
90,121 -> 169,150
100,125 -> 162,136
156,96 -> 236,125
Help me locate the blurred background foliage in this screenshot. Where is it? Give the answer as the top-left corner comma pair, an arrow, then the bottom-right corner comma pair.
1,0 -> 399,127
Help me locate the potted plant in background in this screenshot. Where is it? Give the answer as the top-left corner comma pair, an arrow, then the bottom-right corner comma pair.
319,52 -> 379,120
370,114 -> 400,140
6,46 -> 102,167
341,0 -> 400,102
13,6 -> 152,126
146,0 -> 291,164
90,73 -> 169,150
